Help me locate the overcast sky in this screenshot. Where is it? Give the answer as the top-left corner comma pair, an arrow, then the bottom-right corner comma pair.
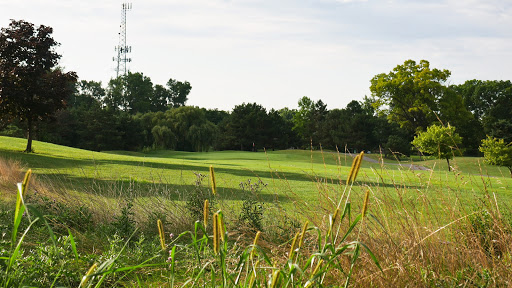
1,0 -> 511,111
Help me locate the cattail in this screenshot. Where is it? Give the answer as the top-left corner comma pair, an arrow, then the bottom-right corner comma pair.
157,219 -> 166,250
270,269 -> 280,288
352,151 -> 365,182
346,154 -> 360,184
327,208 -> 339,237
21,168 -> 32,195
80,263 -> 97,287
361,189 -> 370,219
347,151 -> 365,184
298,221 -> 309,249
289,232 -> 300,260
15,169 -> 32,219
312,259 -> 324,275
209,165 -> 217,195
333,207 -> 340,223
304,260 -> 324,288
217,211 -> 225,242
203,199 -> 209,228
213,212 -> 219,255
251,231 -> 261,260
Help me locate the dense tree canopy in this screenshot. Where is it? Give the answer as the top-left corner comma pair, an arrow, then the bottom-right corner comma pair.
293,96 -> 327,147
1,44 -> 509,159
451,80 -> 512,143
0,20 -> 77,152
104,73 -> 192,114
370,60 -> 467,133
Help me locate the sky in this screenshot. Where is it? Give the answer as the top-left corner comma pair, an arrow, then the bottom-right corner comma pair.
1,0 -> 511,111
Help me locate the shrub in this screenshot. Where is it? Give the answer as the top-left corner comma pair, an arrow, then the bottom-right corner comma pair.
185,172 -> 216,222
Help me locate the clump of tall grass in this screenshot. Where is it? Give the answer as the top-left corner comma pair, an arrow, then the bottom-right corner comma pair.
335,152 -> 512,286
2,146 -> 512,286
158,155 -> 380,287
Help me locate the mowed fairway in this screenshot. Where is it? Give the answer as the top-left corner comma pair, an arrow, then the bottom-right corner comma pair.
1,136 -> 511,209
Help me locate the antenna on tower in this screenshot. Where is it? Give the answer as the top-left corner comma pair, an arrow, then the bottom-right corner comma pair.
113,3 -> 132,78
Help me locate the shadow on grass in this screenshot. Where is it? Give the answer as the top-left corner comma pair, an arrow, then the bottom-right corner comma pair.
34,172 -> 293,204
0,148 -> 426,198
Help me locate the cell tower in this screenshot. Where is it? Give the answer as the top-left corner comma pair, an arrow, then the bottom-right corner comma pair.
113,3 -> 132,78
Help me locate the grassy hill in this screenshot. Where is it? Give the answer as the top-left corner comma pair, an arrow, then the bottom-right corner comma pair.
1,136 -> 510,183
1,136 -> 512,286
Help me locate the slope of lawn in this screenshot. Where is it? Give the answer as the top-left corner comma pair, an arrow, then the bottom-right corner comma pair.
1,136 -> 511,206
2,136 -> 512,287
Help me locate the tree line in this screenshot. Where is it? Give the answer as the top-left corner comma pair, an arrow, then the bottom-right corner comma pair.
1,20 -> 511,171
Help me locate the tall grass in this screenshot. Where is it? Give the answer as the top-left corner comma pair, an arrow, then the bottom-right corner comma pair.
1,147 -> 512,286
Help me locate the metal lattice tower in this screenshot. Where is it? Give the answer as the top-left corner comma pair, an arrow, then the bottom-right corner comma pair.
113,3 -> 132,78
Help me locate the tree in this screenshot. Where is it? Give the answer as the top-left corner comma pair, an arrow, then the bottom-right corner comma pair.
167,78 -> 191,108
0,20 -> 77,152
221,103 -> 271,151
167,106 -> 217,151
411,124 -> 462,171
124,72 -> 154,114
479,136 -> 512,177
70,80 -> 105,109
105,76 -> 125,110
451,80 -> 512,143
292,96 -> 328,147
370,60 -> 454,132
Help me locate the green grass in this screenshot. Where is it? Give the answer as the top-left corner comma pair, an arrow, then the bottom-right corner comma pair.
3,136 -> 512,286
1,136 -> 511,205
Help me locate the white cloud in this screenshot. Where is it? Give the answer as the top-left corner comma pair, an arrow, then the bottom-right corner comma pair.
1,0 -> 511,110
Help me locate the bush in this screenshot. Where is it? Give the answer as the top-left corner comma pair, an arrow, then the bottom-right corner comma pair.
185,172 -> 216,222
237,179 -> 267,232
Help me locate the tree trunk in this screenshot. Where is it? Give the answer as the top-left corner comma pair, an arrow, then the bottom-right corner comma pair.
25,117 -> 33,153
446,157 -> 451,172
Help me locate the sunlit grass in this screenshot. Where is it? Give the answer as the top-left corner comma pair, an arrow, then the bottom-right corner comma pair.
2,136 -> 512,286
1,136 -> 511,205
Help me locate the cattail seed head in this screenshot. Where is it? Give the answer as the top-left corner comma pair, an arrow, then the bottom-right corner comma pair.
213,212 -> 219,255
80,263 -> 97,287
327,208 -> 339,237
289,232 -> 300,260
157,219 -> 166,250
333,207 -> 340,223
251,231 -> 261,260
270,269 -> 280,288
298,221 -> 309,249
346,151 -> 365,184
217,211 -> 225,242
21,169 -> 32,196
209,165 -> 217,195
312,259 -> 324,275
361,189 -> 370,219
203,199 -> 209,228
352,151 -> 365,182
346,154 -> 360,185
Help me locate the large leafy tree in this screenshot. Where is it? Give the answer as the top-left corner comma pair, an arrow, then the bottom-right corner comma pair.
292,96 -> 328,147
105,74 -> 192,113
70,80 -> 105,109
451,80 -> 512,143
167,78 -> 191,108
124,72 -> 154,114
221,103 -> 272,151
411,124 -> 462,171
370,60 -> 461,132
479,136 -> 512,177
0,20 -> 77,152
